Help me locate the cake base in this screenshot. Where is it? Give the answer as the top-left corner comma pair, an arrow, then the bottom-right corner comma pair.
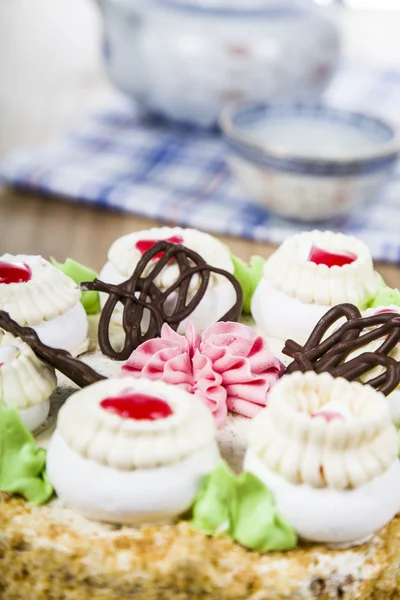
1,494 -> 399,600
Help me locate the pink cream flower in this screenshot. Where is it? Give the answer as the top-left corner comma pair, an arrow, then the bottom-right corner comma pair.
122,321 -> 284,427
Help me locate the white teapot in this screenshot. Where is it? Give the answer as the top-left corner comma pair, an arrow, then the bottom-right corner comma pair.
98,0 -> 340,126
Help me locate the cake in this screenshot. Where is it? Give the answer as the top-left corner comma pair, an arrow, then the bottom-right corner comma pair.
99,227 -> 240,333
245,371 -> 400,547
46,377 -> 220,524
0,329 -> 56,430
0,254 -> 89,354
251,231 -> 380,353
0,228 -> 400,600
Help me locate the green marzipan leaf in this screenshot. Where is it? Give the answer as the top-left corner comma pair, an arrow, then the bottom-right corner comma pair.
190,461 -> 297,553
0,402 -> 53,505
231,254 -> 265,314
191,461 -> 234,535
51,257 -> 100,315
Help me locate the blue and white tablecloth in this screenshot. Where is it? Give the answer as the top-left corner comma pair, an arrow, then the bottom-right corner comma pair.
2,63 -> 400,264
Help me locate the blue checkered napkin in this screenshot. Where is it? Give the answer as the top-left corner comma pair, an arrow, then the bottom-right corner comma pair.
1,63 -> 400,264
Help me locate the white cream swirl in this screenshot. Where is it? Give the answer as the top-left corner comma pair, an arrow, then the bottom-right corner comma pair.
105,226 -> 234,289
0,330 -> 56,409
249,371 -> 398,490
57,377 -> 217,470
100,227 -> 237,333
262,231 -> 379,307
0,254 -> 81,326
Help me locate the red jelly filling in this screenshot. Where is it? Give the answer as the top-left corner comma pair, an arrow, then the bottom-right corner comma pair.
0,261 -> 32,284
100,391 -> 173,420
135,236 -> 184,260
308,245 -> 357,268
311,411 -> 345,423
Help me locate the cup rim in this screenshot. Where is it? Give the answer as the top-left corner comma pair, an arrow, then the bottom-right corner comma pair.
220,102 -> 400,166
135,0 -> 304,16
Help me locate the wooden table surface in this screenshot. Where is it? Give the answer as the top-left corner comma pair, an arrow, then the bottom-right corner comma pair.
1,0 -> 399,285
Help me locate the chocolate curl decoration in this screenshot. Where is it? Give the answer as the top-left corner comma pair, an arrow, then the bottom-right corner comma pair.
0,311 -> 105,388
83,241 -> 243,361
283,303 -> 400,396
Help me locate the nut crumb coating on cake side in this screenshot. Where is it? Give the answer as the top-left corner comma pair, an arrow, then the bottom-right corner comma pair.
0,494 -> 399,600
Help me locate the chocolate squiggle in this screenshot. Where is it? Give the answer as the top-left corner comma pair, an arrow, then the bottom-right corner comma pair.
283,303 -> 400,396
0,311 -> 105,388
83,241 -> 243,361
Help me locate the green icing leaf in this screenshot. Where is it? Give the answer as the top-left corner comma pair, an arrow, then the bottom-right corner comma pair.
370,286 -> 400,309
231,254 -> 265,314
51,257 -> 100,315
191,461 -> 234,535
0,402 -> 53,505
190,462 -> 297,553
357,274 -> 386,311
232,472 -> 297,552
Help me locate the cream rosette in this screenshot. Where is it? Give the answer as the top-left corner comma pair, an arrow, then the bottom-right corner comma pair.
251,231 -> 380,348
0,254 -> 88,354
244,371 -> 400,547
46,377 -> 220,524
0,330 -> 56,431
99,227 -> 236,332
